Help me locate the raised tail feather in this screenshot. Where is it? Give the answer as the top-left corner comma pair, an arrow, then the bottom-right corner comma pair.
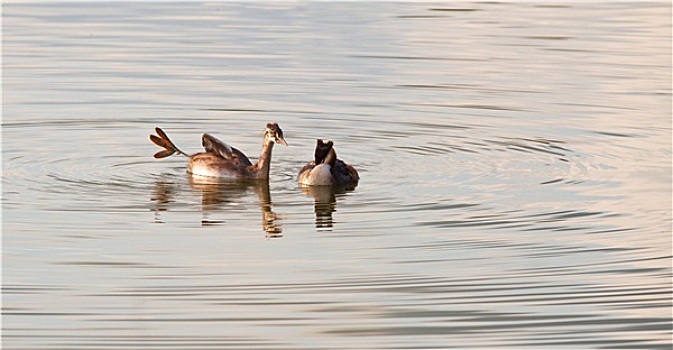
149,127 -> 188,158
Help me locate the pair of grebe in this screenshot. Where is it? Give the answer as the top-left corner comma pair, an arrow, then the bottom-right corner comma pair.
150,123 -> 359,186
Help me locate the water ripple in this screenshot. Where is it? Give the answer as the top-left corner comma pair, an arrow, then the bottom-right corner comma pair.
3,2 -> 670,350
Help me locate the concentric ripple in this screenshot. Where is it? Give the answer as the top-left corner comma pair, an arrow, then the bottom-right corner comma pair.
3,2 -> 671,350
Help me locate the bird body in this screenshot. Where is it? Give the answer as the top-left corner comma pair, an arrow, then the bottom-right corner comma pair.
150,123 -> 287,179
298,139 -> 359,187
298,163 -> 333,186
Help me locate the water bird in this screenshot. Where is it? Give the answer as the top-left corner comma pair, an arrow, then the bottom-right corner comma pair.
150,123 -> 288,179
298,139 -> 359,186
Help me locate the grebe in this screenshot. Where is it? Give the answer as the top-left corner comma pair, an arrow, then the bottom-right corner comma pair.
150,123 -> 288,179
298,139 -> 359,186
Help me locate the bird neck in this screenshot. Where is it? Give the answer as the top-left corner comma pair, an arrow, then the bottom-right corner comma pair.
254,140 -> 275,179
324,148 -> 337,166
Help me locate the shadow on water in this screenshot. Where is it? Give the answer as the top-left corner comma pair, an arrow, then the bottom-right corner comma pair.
151,176 -> 283,238
299,183 -> 358,231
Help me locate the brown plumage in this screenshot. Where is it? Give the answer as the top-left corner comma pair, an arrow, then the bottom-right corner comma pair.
313,139 -> 333,164
149,127 -> 188,159
150,123 -> 288,179
298,139 -> 359,187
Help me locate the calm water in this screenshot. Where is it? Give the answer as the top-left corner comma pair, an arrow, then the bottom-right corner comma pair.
3,2 -> 672,349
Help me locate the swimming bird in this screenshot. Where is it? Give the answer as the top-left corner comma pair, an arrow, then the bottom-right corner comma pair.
298,139 -> 359,186
150,123 -> 288,179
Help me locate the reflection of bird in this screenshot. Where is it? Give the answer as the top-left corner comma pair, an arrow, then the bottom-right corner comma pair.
298,139 -> 359,187
188,176 -> 283,237
150,123 -> 288,179
150,177 -> 179,224
299,184 -> 357,231
300,185 -> 337,230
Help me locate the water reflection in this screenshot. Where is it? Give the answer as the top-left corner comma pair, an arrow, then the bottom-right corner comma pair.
190,177 -> 283,237
4,2 -> 670,349
151,176 -> 283,237
299,184 -> 357,231
151,177 -> 178,224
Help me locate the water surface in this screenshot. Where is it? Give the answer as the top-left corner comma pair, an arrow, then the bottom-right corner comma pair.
3,2 -> 672,349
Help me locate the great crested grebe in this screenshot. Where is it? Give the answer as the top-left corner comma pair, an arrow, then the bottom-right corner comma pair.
150,123 -> 288,179
298,139 -> 359,186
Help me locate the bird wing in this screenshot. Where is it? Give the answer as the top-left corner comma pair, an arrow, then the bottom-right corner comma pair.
230,146 -> 253,166
201,133 -> 252,166
331,159 -> 360,185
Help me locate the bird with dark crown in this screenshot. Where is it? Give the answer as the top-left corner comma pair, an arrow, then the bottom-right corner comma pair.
298,139 -> 359,187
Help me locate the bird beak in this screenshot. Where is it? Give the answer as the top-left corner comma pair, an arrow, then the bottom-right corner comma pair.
277,137 -> 288,147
